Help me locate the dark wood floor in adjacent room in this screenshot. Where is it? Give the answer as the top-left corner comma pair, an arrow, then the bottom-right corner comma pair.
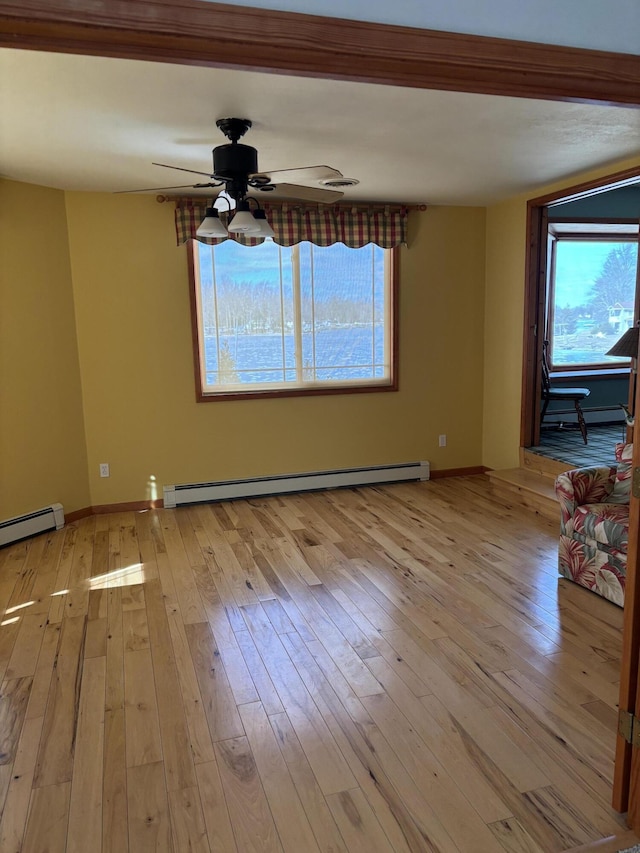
0,475 -> 634,852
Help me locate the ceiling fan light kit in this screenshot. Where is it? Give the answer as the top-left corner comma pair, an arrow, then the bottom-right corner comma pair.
195,206 -> 227,238
127,117 -> 355,239
196,200 -> 275,239
131,118 -> 352,230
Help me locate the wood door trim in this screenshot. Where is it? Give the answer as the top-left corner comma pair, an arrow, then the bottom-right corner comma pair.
2,1 -> 640,107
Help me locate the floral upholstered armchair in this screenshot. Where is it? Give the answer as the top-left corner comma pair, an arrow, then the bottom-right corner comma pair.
555,443 -> 632,607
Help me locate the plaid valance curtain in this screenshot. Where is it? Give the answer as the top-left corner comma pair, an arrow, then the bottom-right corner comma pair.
174,199 -> 409,249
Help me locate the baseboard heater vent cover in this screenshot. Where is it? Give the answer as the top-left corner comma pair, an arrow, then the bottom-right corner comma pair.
163,461 -> 430,509
0,503 -> 64,548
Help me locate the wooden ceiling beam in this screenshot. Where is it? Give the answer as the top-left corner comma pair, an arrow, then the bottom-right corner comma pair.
1,0 -> 640,107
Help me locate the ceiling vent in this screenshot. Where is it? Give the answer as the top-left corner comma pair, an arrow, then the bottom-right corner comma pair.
319,178 -> 360,188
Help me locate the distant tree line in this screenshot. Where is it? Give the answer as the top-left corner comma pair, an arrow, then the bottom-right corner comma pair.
201,278 -> 377,334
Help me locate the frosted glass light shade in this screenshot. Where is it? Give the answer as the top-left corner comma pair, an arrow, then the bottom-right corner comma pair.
196,207 -> 227,238
252,209 -> 275,238
228,209 -> 260,233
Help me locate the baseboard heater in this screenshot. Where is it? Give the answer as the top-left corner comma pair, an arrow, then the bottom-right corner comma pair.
0,503 -> 64,548
163,461 -> 430,509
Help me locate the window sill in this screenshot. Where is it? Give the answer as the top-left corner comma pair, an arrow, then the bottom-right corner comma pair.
551,367 -> 630,379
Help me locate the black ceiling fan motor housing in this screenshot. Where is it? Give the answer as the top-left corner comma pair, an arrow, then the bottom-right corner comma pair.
212,143 -> 258,180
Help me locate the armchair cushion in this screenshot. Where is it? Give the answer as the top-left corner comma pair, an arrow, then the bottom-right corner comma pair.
573,502 -> 629,551
609,442 -> 634,503
555,451 -> 630,607
555,464 -> 616,534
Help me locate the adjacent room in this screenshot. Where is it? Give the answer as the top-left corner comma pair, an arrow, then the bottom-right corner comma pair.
2,2 -> 640,851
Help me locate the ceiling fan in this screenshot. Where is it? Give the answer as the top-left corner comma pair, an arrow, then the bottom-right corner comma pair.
125,117 -> 358,207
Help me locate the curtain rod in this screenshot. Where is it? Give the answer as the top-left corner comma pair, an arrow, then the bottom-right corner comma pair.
155,194 -> 427,211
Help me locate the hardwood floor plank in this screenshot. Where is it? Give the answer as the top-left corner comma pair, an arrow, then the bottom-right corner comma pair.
105,587 -> 125,713
241,604 -> 356,796
123,607 -> 150,652
192,562 -> 239,651
163,606 -> 216,767
0,675 -> 31,768
524,785 -> 601,850
488,816 -> 547,853
48,528 -> 78,625
168,785 -> 210,853
326,788 -> 396,853
366,655 -> 512,824
282,629 -> 457,852
185,621 -> 245,743
124,648 -> 163,768
214,736 -> 283,852
145,579 -> 201,786
239,701 -> 321,852
492,704 -> 626,838
231,540 -> 276,601
269,712 -> 349,853
22,781 -> 71,853
211,541 -> 260,608
546,652 -> 621,709
195,759 -> 238,853
5,612 -> 47,680
103,708 -> 129,853
162,519 -> 208,624
219,644 -> 260,706
65,517 -> 95,618
33,615 -> 87,788
67,656 -> 105,853
0,714 -> 44,852
25,622 -> 60,722
494,668 -> 615,778
362,691 -> 510,853
127,761 -> 173,853
235,629 -> 285,716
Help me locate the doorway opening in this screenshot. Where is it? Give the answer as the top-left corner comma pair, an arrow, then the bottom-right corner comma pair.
521,167 -> 640,469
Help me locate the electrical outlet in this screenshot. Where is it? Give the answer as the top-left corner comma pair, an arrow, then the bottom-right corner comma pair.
99,463 -> 110,478
438,434 -> 447,447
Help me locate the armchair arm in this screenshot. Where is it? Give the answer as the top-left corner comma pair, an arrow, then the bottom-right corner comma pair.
555,465 -> 616,529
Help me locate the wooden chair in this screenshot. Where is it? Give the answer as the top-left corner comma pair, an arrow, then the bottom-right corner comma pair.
541,340 -> 590,444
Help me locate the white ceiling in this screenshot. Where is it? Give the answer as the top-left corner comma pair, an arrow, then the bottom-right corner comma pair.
2,48 -> 640,207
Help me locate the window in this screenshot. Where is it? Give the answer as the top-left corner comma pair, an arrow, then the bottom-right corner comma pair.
546,227 -> 638,370
190,239 -> 397,400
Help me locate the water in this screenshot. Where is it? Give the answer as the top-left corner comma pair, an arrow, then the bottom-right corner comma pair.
204,326 -> 386,384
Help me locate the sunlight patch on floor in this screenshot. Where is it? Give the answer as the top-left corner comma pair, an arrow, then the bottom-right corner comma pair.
89,562 -> 146,589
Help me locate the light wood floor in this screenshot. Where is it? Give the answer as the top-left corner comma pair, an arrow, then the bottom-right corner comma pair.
0,475 -> 634,852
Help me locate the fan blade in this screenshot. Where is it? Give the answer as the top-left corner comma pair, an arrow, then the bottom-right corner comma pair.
256,183 -> 344,203
251,165 -> 343,186
114,182 -> 219,194
152,162 -> 216,178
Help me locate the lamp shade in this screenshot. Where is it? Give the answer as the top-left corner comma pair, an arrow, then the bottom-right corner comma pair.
196,207 -> 227,238
606,324 -> 640,358
227,203 -> 260,233
251,209 -> 275,238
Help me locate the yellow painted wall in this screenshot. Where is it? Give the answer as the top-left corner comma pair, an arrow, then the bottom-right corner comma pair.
64,193 -> 486,504
482,196 -> 527,470
0,180 -> 90,517
483,155 -> 640,471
